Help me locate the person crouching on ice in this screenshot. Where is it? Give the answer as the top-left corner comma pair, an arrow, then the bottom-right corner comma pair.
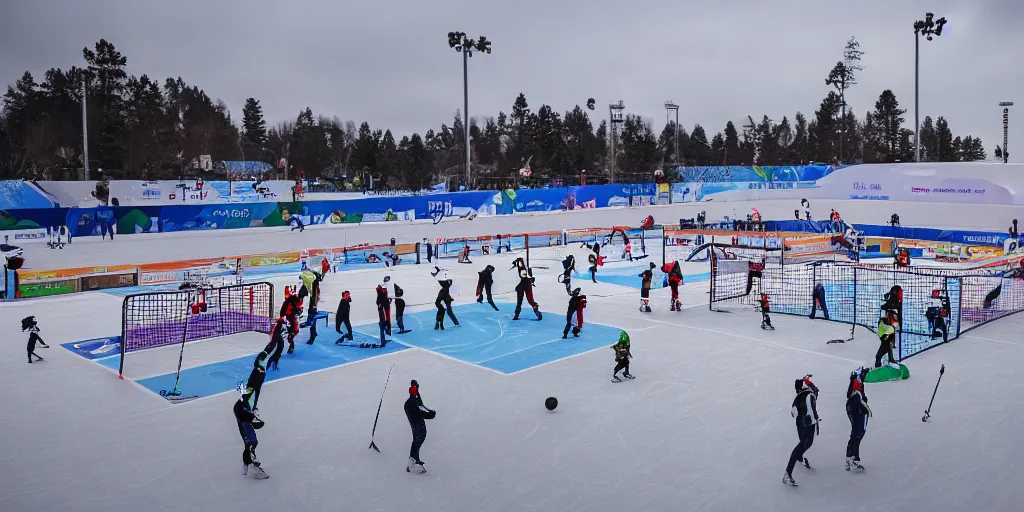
758,293 -> 774,330
611,331 -> 634,382
661,261 -> 683,311
638,262 -> 655,312
562,288 -> 587,339
22,316 -> 48,363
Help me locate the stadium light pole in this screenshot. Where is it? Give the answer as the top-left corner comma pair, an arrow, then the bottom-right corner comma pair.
448,31 -> 492,189
81,79 -> 89,179
665,101 -> 680,165
608,101 -> 625,182
913,12 -> 947,162
1000,102 -> 1013,163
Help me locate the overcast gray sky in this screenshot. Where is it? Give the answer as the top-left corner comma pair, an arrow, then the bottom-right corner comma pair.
1,0 -> 1020,162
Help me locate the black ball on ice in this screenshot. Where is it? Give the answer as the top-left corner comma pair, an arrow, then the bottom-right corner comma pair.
545,397 -> 558,411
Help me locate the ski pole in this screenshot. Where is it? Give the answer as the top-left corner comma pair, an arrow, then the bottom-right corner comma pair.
369,363 -> 395,452
922,364 -> 945,422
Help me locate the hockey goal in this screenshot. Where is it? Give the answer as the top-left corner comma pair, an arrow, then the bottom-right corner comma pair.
118,282 -> 275,378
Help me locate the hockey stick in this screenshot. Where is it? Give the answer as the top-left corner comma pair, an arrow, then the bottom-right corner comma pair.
826,323 -> 857,344
922,364 -> 945,422
369,362 -> 396,452
162,303 -> 193,398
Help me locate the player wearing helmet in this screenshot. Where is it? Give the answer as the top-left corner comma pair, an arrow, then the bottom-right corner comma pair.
562,288 -> 587,339
783,375 -> 819,486
610,331 -> 634,382
846,367 -> 872,471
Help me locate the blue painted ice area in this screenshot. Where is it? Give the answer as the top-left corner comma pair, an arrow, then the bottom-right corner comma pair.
69,302 -> 626,399
390,302 -> 623,374
95,328 -> 407,398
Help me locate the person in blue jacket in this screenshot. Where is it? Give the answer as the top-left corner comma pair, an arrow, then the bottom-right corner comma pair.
404,380 -> 436,474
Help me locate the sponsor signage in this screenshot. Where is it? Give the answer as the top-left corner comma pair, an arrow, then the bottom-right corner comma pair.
80,272 -> 138,291
6,228 -> 48,243
19,278 -> 80,297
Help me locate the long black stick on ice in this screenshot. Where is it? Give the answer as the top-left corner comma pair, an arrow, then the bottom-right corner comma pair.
369,362 -> 396,452
922,364 -> 945,422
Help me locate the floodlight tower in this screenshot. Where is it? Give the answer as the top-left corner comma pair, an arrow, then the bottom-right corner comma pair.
913,12 -> 947,162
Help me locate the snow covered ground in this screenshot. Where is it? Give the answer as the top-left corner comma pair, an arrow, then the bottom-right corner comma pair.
3,218 -> 1024,512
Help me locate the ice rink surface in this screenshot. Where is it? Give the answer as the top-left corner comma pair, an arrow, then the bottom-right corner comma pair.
4,212 -> 1024,512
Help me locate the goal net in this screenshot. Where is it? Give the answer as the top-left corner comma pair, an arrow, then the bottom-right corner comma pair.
664,228 -> 782,265
119,282 -> 275,378
710,251 -> 1024,360
561,226 -> 656,264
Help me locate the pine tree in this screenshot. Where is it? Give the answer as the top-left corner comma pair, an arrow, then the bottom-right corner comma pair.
871,90 -> 906,162
723,121 -> 741,165
813,92 -> 843,162
241,98 -> 267,161
935,116 -> 954,161
824,37 -> 864,163
710,132 -> 726,165
918,116 -> 937,161
790,113 -> 810,164
689,124 -> 710,165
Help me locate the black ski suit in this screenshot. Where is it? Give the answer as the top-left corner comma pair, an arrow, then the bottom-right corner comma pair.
435,279 -> 459,329
786,388 -> 819,476
234,397 -> 262,467
26,330 -> 47,363
809,283 -> 830,319
246,354 -> 268,408
476,265 -> 498,310
335,294 -> 353,340
264,319 -> 287,371
394,284 -> 408,333
846,381 -> 871,462
513,266 -> 540,320
563,293 -> 586,338
376,285 -> 392,342
560,256 -> 576,295
404,393 -> 436,462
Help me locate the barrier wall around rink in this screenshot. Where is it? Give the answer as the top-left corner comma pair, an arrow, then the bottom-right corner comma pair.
12,217 -> 1023,300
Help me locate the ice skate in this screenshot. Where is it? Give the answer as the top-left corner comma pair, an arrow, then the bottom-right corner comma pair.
562,332 -> 568,339
406,457 -> 426,474
888,361 -> 900,370
801,458 -> 813,470
623,372 -> 635,380
611,374 -> 623,383
782,473 -> 798,487
533,306 -> 542,320
846,457 -> 864,472
242,463 -> 249,476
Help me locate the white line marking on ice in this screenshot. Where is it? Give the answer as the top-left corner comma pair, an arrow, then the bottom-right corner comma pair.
639,317 -> 862,363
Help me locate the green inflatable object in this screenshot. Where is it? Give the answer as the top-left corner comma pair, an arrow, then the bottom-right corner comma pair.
864,364 -> 910,383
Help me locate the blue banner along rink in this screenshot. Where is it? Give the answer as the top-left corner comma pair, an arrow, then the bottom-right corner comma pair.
62,302 -> 626,399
